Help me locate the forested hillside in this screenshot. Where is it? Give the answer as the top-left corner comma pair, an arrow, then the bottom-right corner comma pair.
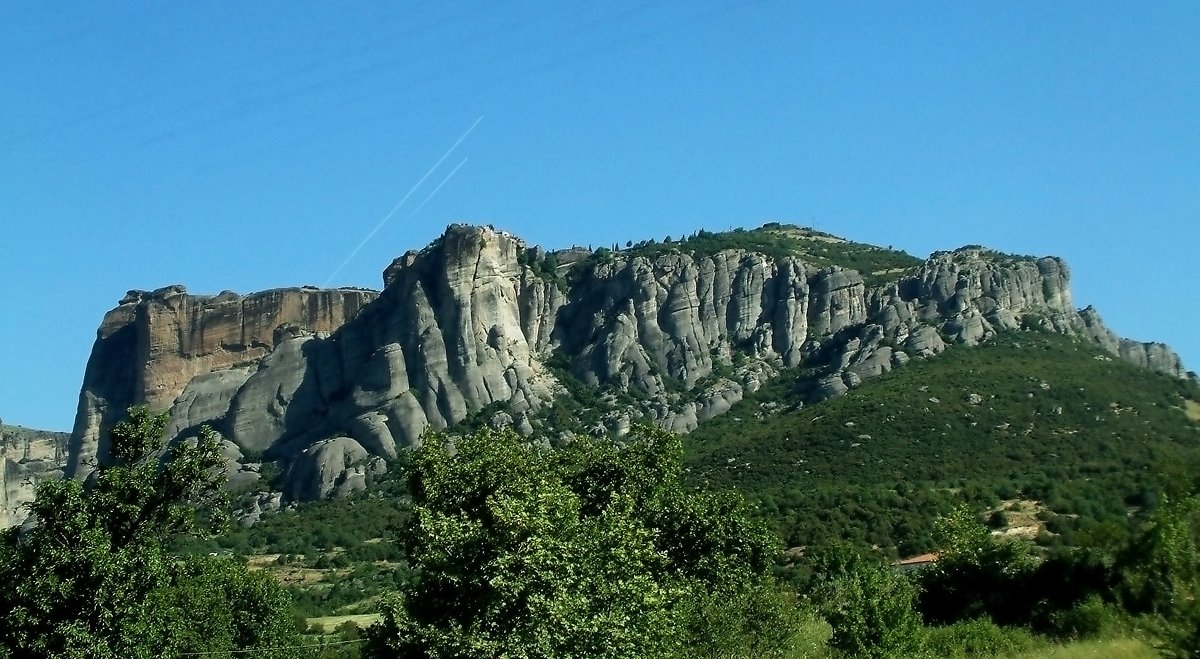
687,330 -> 1200,554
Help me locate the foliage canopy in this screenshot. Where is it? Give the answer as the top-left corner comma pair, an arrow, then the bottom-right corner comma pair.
0,407 -> 298,658
363,425 -> 803,659
807,546 -> 924,659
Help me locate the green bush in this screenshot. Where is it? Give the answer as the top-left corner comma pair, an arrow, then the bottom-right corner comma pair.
362,425 -> 806,659
922,618 -> 1041,657
1042,596 -> 1126,641
681,578 -> 828,659
1115,495 -> 1200,657
807,547 -> 924,659
0,408 -> 298,658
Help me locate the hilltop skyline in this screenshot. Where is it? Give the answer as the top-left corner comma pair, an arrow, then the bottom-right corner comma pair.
2,1 -> 1197,430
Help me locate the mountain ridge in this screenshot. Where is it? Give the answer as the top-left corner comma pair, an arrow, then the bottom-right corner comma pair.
34,222 -> 1187,528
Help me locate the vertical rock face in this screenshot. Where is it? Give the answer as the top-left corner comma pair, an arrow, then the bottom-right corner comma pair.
556,252 -> 835,391
59,224 -> 1188,510
870,249 -> 1076,344
362,225 -> 565,433
66,225 -> 570,502
1,426 -> 69,528
552,252 -> 868,429
66,286 -> 377,477
210,224 -> 568,501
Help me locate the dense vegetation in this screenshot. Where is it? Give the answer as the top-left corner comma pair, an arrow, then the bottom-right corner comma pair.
687,330 -> 1200,554
176,468 -> 415,618
0,409 -> 299,658
8,366 -> 1200,657
362,425 -> 819,658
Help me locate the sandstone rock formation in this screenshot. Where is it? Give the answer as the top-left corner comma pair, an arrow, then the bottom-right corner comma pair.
1,425 -> 69,527
61,224 -> 1189,508
67,286 -> 376,478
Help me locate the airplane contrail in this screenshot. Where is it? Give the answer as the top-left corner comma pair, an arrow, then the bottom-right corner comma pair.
406,156 -> 469,218
323,115 -> 483,286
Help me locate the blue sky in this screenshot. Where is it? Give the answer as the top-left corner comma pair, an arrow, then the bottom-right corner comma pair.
2,1 -> 1197,431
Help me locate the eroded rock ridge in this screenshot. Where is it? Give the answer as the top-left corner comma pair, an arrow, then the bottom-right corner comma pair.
62,224 -> 1188,510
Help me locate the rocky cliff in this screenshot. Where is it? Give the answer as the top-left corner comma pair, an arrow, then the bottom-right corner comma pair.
66,286 -> 377,478
1,425 -> 69,528
61,224 -> 1188,512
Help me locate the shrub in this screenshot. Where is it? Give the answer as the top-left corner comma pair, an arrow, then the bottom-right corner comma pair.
0,408 -> 297,658
807,547 -> 924,658
1042,595 -> 1126,641
922,618 -> 1041,657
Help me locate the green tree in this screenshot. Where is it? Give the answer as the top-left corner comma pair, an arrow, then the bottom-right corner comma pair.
917,505 -> 1035,626
363,425 -> 801,659
1117,495 -> 1200,656
807,547 -> 924,659
681,576 -> 828,659
1118,495 -> 1200,616
0,407 -> 298,658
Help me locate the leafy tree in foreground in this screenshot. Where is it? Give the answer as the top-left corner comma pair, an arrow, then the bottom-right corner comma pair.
0,407 -> 298,658
363,425 -> 806,659
1116,494 -> 1200,657
916,504 -> 1040,626
806,547 -> 923,659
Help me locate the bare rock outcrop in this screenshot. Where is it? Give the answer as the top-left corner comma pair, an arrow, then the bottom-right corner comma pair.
60,225 -> 1188,509
67,286 -> 376,479
1,425 -> 69,527
67,226 -> 564,502
1077,305 -> 1186,378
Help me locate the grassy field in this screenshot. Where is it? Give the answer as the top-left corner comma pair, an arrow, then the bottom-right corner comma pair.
1006,637 -> 1158,659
